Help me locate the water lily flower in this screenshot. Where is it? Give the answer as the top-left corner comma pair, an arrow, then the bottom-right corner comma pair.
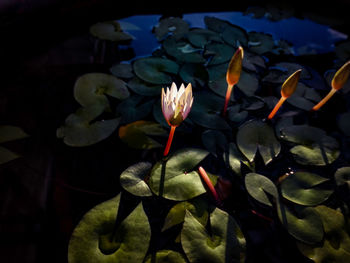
223,46 -> 244,116
162,82 -> 193,156
312,61 -> 350,111
268,69 -> 302,119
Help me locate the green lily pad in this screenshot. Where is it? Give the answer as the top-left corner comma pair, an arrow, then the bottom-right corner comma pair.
0,125 -> 29,144
127,77 -> 163,96
223,142 -> 251,176
74,73 -> 130,109
68,194 -> 151,263
280,172 -> 333,206
144,250 -> 187,263
222,24 -> 248,47
248,32 -> 275,54
110,63 -> 134,79
280,125 -> 340,166
245,173 -> 278,207
90,21 -> 133,42
187,28 -> 222,48
162,197 -> 211,232
153,17 -> 189,41
118,120 -> 167,150
201,130 -> 227,158
297,205 -> 350,262
181,207 -> 246,263
205,43 -> 235,66
0,146 -> 20,165
277,200 -> 324,244
149,148 -> 211,201
133,57 -> 179,85
237,120 -> 281,165
179,63 -> 209,88
57,105 -> 120,147
338,112 -> 350,136
120,162 -> 153,197
262,62 -> 311,84
189,91 -> 231,130
334,167 -> 350,188
162,37 -> 206,64
116,95 -> 154,124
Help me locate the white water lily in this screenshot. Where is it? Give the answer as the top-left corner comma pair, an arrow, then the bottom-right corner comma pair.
161,82 -> 193,156
161,82 -> 193,127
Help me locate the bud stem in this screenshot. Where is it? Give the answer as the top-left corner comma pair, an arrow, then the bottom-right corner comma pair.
312,88 -> 337,111
223,84 -> 234,116
198,166 -> 221,205
163,125 -> 176,156
268,96 -> 287,119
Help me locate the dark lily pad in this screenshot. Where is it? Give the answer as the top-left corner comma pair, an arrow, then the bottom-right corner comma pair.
127,77 -> 163,96
334,166 -> 350,188
286,83 -> 321,111
242,51 -> 266,72
189,91 -> 231,130
181,207 -> 246,263
133,57 -> 179,85
110,63 -> 134,79
223,142 -> 251,176
281,172 -> 333,206
179,63 -> 209,88
245,173 -> 278,207
90,21 -> 133,42
0,146 -> 20,165
222,24 -> 248,47
74,73 -> 130,109
263,62 -> 311,84
201,130 -> 228,158
325,69 -> 350,94
149,148 -> 211,201
248,32 -> 275,54
162,37 -> 206,64
116,95 -> 154,124
237,120 -> 281,165
57,105 -> 120,147
120,162 -> 153,197
204,16 -> 231,33
338,112 -> 350,136
118,120 -> 167,150
277,200 -> 324,244
187,28 -> 222,48
227,105 -> 248,125
205,43 -> 235,66
153,17 -> 189,41
68,194 -> 151,263
144,250 -> 187,263
297,205 -> 350,262
0,125 -> 29,144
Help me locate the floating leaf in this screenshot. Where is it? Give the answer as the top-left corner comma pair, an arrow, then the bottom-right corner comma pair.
297,205 -> 350,262
116,95 -> 154,124
223,142 -> 251,176
149,148 -> 211,201
189,91 -> 231,130
201,130 -> 227,158
68,194 -> 151,263
263,62 -> 311,84
133,57 -> 179,85
144,250 -> 187,263
153,17 -> 189,41
281,172 -> 333,206
277,200 -> 324,244
237,120 -> 281,165
205,43 -> 235,66
110,63 -> 134,79
248,32 -> 274,54
0,125 -> 29,144
179,63 -> 209,88
118,120 -> 167,150
181,207 -> 246,263
227,105 -> 248,125
204,16 -> 231,33
74,73 -> 130,109
127,77 -> 163,96
242,51 -> 266,72
245,173 -> 278,207
120,162 -> 153,197
57,105 -> 120,147
0,146 -> 20,165
90,21 -> 133,42
287,83 -> 321,111
334,166 -> 350,188
222,24 -> 248,47
338,112 -> 350,136
187,28 -> 222,48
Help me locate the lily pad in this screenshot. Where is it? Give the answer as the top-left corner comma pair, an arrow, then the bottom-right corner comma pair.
187,28 -> 222,48
237,120 -> 281,165
334,166 -> 350,188
262,62 -> 311,84
181,207 -> 246,263
205,43 -> 235,66
153,17 -> 189,41
286,83 -> 321,111
90,21 -> 133,42
57,105 -> 120,147
277,201 -> 324,244
149,148 -> 211,201
204,16 -> 231,33
338,112 -> 350,136
68,194 -> 151,263
201,130 -> 227,158
179,63 -> 209,88
144,250 -> 187,263
248,32 -> 275,54
244,173 -> 278,207
222,24 -> 248,47
242,51 -> 266,72
297,205 -> 350,262
110,63 -> 134,79
127,77 -> 163,96
133,57 -> 179,85
189,91 -> 231,130
120,162 -> 153,197
74,73 -> 130,109
0,125 -> 29,144
118,120 -> 167,150
280,172 -> 333,206
223,142 -> 251,176
116,95 -> 154,124
0,146 -> 20,165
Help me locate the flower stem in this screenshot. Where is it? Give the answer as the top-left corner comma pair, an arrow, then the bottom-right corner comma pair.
223,84 -> 234,116
268,96 -> 286,120
163,125 -> 176,156
198,166 -> 221,205
312,88 -> 337,111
